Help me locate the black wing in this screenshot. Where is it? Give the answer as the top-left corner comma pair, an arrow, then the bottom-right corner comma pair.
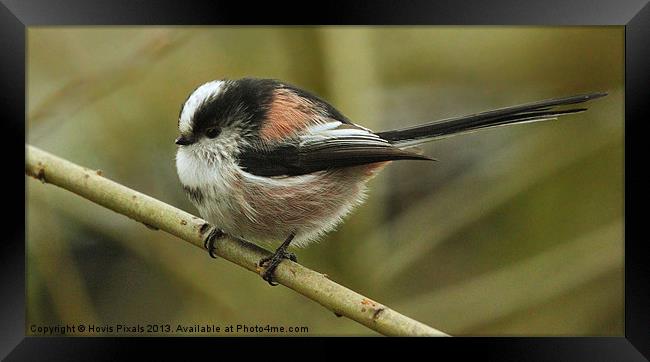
238,126 -> 432,177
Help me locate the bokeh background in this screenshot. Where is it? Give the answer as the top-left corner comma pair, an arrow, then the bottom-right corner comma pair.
26,27 -> 624,336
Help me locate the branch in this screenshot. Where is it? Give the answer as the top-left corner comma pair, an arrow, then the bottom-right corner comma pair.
25,144 -> 449,337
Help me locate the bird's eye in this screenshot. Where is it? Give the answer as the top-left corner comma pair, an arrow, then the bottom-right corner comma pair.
205,127 -> 221,139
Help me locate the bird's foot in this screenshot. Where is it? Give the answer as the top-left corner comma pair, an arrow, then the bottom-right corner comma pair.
204,227 -> 225,258
258,250 -> 297,286
258,234 -> 297,286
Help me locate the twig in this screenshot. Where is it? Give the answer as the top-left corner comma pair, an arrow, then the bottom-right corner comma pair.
25,144 -> 449,337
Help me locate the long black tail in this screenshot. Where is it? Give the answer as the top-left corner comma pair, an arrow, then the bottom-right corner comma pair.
377,92 -> 607,147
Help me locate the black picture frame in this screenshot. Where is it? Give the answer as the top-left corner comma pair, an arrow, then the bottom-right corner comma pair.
3,0 -> 647,360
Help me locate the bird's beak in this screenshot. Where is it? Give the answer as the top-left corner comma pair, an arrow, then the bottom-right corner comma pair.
175,135 -> 195,146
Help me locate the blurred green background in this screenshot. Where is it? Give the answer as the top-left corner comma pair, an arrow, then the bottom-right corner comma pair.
26,27 -> 624,336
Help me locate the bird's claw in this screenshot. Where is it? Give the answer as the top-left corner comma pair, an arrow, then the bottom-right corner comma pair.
258,250 -> 298,286
204,228 -> 225,258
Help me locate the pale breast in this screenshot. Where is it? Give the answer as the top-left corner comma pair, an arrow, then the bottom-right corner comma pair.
178,144 -> 388,248
233,163 -> 387,247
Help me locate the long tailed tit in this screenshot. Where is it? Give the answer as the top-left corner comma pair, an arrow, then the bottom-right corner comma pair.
175,78 -> 606,285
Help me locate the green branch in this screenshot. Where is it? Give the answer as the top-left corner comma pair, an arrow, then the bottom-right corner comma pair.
25,144 -> 449,337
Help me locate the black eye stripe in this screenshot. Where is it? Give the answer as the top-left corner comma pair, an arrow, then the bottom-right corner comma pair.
206,128 -> 221,138
191,78 -> 276,137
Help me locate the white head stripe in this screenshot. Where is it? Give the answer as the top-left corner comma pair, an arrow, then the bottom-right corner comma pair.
179,80 -> 225,134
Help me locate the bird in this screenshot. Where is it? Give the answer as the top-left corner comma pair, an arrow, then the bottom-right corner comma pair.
174,77 -> 606,285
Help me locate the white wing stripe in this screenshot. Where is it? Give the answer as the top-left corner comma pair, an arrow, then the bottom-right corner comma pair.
301,120 -> 391,148
306,121 -> 343,133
